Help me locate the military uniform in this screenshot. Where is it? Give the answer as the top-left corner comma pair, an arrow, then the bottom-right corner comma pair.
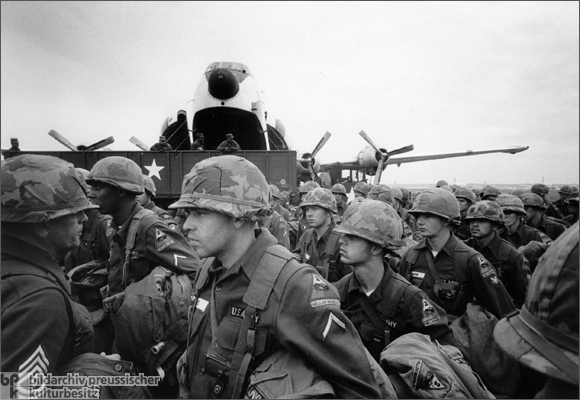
216,139 -> 241,153
180,229 -> 381,398
2,232 -> 94,374
399,233 -> 516,321
64,209 -> 113,271
499,223 -> 546,248
191,139 -> 204,151
106,202 -> 199,296
334,264 -> 451,361
259,209 -> 291,249
465,232 -> 531,308
150,142 -> 173,151
293,221 -> 350,283
527,214 -> 566,241
453,218 -> 472,241
143,199 -> 178,230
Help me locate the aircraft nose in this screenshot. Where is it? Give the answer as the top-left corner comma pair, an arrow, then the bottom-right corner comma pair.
208,68 -> 239,100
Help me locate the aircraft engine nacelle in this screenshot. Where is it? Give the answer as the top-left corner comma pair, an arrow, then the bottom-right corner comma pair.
296,152 -> 321,176
357,145 -> 388,175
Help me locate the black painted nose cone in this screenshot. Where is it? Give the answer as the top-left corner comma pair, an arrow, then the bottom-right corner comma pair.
208,68 -> 240,100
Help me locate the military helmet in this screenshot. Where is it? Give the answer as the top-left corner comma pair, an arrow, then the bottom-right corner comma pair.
334,199 -> 406,249
268,184 -> 281,200
510,188 -> 530,198
521,193 -> 546,209
495,193 -> 526,215
391,186 -> 403,202
2,154 -> 97,223
197,132 -> 204,139
450,184 -> 459,193
169,155 -> 271,221
75,167 -> 91,194
331,183 -> 347,195
301,188 -> 337,214
454,186 -> 477,204
436,180 -> 448,188
142,175 -> 157,197
86,156 -> 144,194
565,192 -> 579,205
299,180 -> 320,194
559,184 -> 574,196
353,181 -> 370,196
494,223 -> 579,385
439,185 -> 453,193
367,184 -> 393,205
464,200 -> 505,224
481,186 -> 502,200
400,187 -> 410,202
409,188 -> 461,225
531,183 -> 550,196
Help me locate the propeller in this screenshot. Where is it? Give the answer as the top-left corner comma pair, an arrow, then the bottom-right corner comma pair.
48,130 -> 114,151
130,136 -> 150,151
358,130 -> 414,184
299,131 -> 331,182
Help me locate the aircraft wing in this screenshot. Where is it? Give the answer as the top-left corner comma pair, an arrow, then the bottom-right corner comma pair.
386,146 -> 529,166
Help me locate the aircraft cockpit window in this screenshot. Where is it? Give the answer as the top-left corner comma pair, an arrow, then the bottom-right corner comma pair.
205,62 -> 252,76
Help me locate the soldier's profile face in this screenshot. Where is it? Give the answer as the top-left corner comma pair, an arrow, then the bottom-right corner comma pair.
304,206 -> 330,229
88,182 -> 120,215
415,213 -> 448,238
339,234 -> 373,266
468,219 -> 494,238
183,208 -> 235,259
524,206 -> 541,221
457,198 -> 471,212
46,211 -> 88,256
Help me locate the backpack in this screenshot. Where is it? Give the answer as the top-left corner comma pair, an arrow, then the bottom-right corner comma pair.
300,229 -> 341,281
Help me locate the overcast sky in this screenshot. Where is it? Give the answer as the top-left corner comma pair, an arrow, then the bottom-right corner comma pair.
1,1 -> 578,185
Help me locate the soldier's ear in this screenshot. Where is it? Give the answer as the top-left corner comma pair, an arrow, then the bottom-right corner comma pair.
33,221 -> 50,239
370,243 -> 384,256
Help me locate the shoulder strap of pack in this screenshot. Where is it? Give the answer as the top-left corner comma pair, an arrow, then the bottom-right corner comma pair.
122,208 -> 157,287
452,242 -> 474,283
1,260 -> 83,357
300,229 -> 314,261
321,231 -> 341,279
231,245 -> 293,398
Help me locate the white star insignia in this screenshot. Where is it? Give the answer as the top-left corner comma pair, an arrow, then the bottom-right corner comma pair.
145,159 -> 165,180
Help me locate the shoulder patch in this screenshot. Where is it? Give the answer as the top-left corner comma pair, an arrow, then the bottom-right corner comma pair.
105,220 -> 113,237
421,298 -> 442,326
19,345 -> 49,375
155,228 -> 174,251
478,256 -> 496,279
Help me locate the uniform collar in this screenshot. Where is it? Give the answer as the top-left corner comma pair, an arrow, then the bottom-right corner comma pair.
472,231 -> 502,254
111,202 -> 143,238
414,232 -> 457,257
346,263 -> 393,302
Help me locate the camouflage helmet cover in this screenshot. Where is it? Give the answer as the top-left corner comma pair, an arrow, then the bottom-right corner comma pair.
168,155 -> 271,221
268,184 -> 281,200
367,184 -> 393,205
531,183 -> 550,196
565,192 -> 579,205
400,187 -> 410,201
510,188 -> 530,198
300,188 -> 337,214
481,186 -> 503,199
75,167 -> 91,194
495,193 -> 526,215
409,188 -> 461,225
331,183 -> 347,195
454,186 -> 477,204
334,199 -> 406,249
391,186 -> 403,202
353,181 -> 370,196
142,175 -> 157,197
299,180 -> 320,194
2,154 -> 97,223
435,180 -> 448,187
86,156 -> 144,194
464,200 -> 505,224
559,185 -> 574,195
521,193 -> 547,209
494,223 -> 579,385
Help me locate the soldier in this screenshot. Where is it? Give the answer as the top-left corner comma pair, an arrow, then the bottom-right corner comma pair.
258,185 -> 291,250
521,193 -> 567,241
150,135 -> 173,152
531,183 -> 564,220
398,188 -> 516,322
464,201 -> 531,308
495,194 -> 547,248
8,137 -> 20,152
290,180 -> 320,250
554,184 -> 575,217
333,199 -> 452,362
435,179 -> 448,188
400,186 -> 412,209
392,186 -> 417,233
331,183 -> 349,220
216,133 -> 241,154
352,181 -> 370,199
481,186 -> 502,201
137,174 -> 178,230
293,188 -> 350,282
563,192 -> 579,225
268,183 -> 291,222
510,188 -> 530,198
170,155 -> 382,398
368,184 -> 416,243
1,155 -> 96,374
190,132 -> 205,151
494,222 -> 579,399
453,185 -> 478,241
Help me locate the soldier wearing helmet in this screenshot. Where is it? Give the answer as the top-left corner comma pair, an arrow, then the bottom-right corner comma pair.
481,186 -> 502,201
190,132 -> 205,151
531,183 -> 564,220
333,200 -> 452,362
1,155 -> 96,375
453,185 -> 478,241
331,183 -> 349,220
352,181 -> 370,199
398,188 -> 516,321
216,133 -> 241,154
435,180 -> 448,188
463,201 -> 531,308
170,155 -> 382,399
368,184 -> 416,247
137,174 -> 178,230
400,187 -> 412,209
563,192 -> 579,225
291,180 -> 321,250
494,223 -> 579,398
521,193 -> 566,241
495,194 -> 547,248
292,188 -> 350,282
258,185 -> 291,250
391,186 -> 417,234
267,183 -> 291,222
554,184 -> 575,217
150,135 -> 173,152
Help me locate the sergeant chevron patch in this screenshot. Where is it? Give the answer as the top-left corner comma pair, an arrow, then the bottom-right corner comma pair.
19,345 -> 49,375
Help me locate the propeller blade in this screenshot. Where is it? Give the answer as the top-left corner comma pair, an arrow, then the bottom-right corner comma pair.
387,144 -> 414,157
48,130 -> 78,151
84,136 -> 115,151
130,136 -> 150,151
311,131 -> 331,159
374,157 -> 385,185
309,164 -> 318,182
359,130 -> 382,154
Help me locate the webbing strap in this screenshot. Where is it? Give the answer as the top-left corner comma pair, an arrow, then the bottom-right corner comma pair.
122,209 -> 153,288
321,231 -> 341,280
